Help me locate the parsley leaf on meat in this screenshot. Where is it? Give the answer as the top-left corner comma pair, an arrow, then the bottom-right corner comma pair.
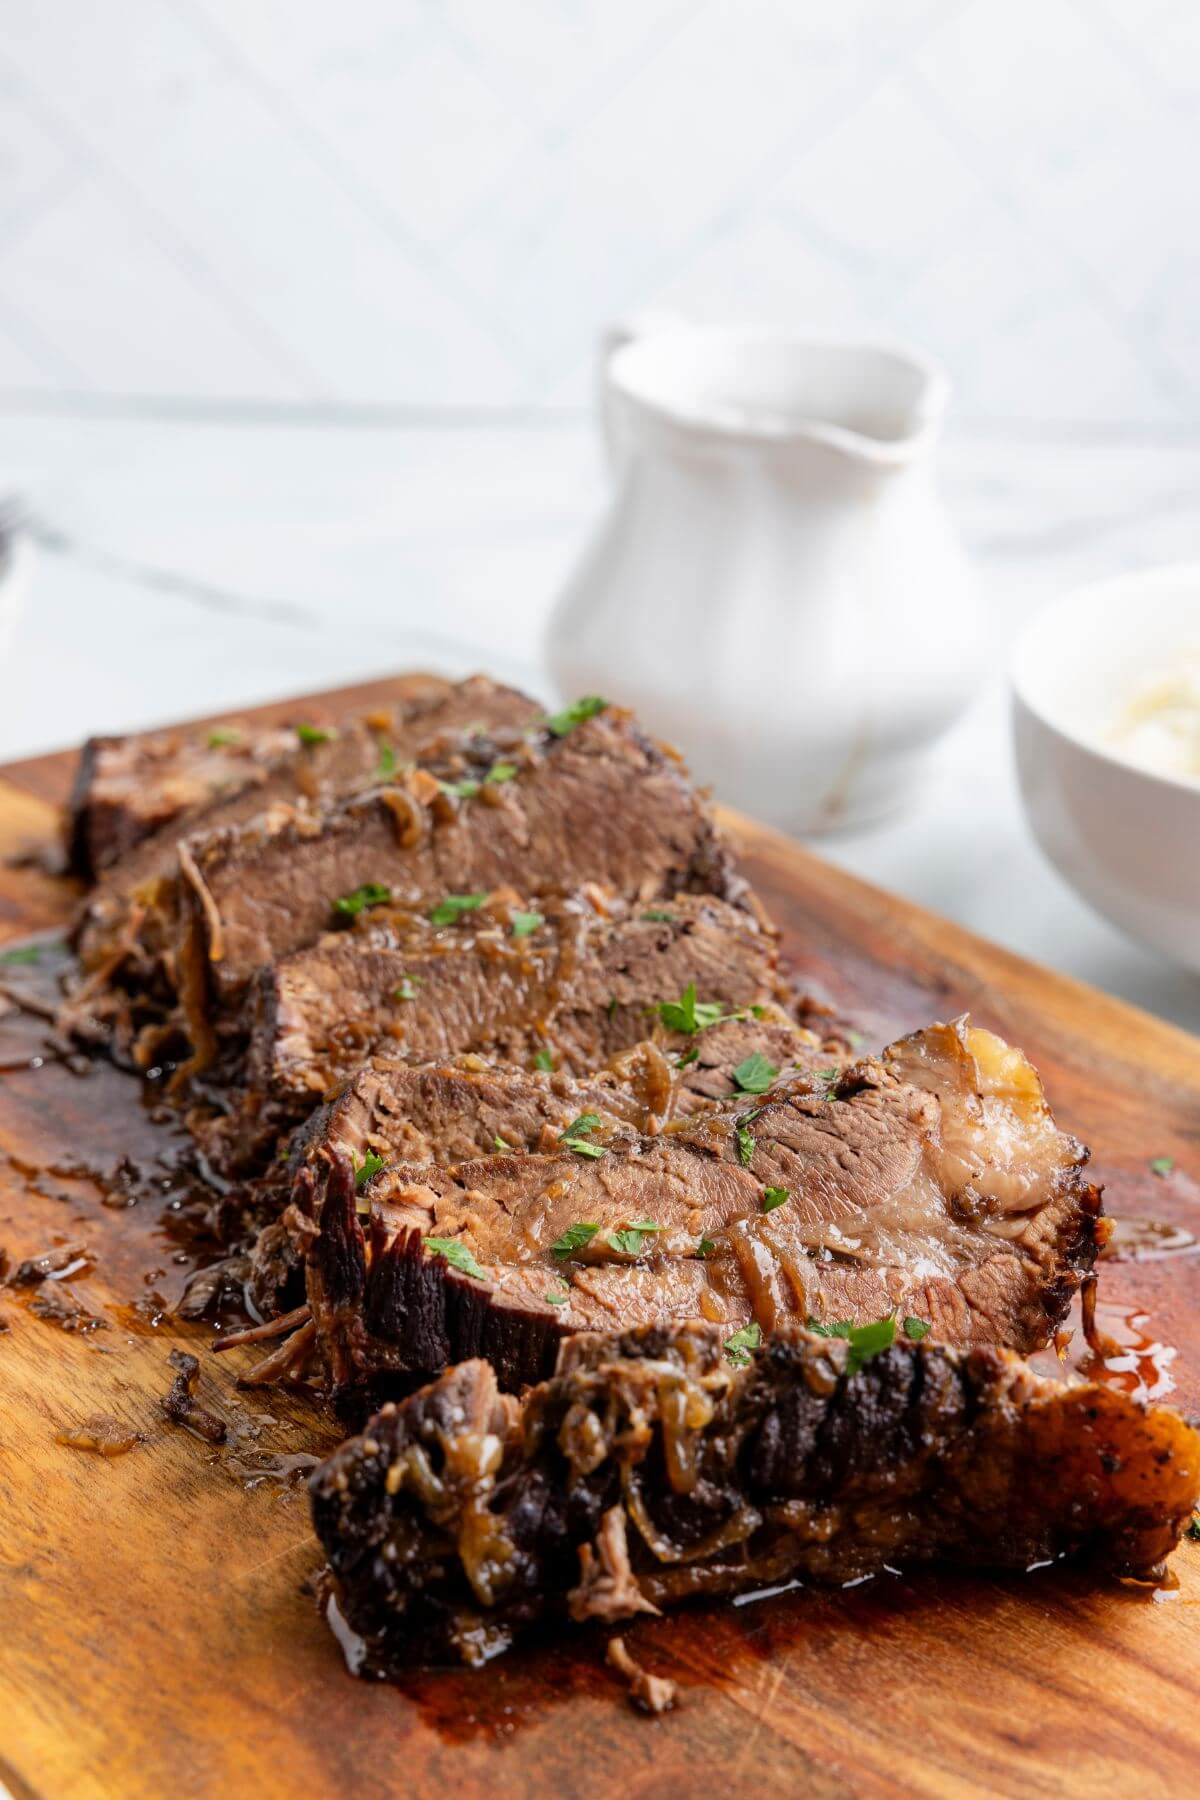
511,909 -> 543,938
353,1151 -> 385,1191
733,1051 -> 778,1095
762,1186 -> 789,1213
334,883 -> 391,917
724,1322 -> 762,1367
424,1238 -> 485,1280
429,893 -> 487,927
296,723 -> 336,746
544,695 -> 608,737
552,1222 -> 600,1260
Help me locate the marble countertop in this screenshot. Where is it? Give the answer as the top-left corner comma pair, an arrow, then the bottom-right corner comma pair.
1,407 -> 1197,1034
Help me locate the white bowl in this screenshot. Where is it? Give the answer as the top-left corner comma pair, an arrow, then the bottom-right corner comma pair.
1012,564 -> 1200,971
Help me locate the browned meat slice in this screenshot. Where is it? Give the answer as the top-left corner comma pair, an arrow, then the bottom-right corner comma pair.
175,706 -> 743,1015
70,673 -> 542,977
215,891 -> 785,1166
296,1019 -> 1100,1394
309,1320 -> 1200,1670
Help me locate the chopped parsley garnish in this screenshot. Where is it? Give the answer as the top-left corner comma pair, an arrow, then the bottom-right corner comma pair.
375,741 -> 396,779
1187,1514 -> 1200,1542
641,910 -> 674,923
393,977 -> 417,1002
736,1125 -> 756,1167
677,1046 -> 699,1069
903,1316 -> 930,1341
658,982 -> 727,1035
814,1065 -> 842,1095
762,1186 -> 789,1213
353,1151 -> 385,1191
207,727 -> 239,748
440,777 -> 480,799
560,1113 -> 601,1140
806,1317 -> 851,1339
511,909 -> 543,938
493,1135 -> 512,1152
296,723 -> 336,746
552,1221 -> 599,1260
724,1322 -> 762,1367
0,943 -> 43,965
424,1237 -> 485,1280
534,1048 -> 555,1072
846,1030 -> 865,1049
429,892 -> 487,927
544,695 -> 608,737
844,1317 -> 896,1372
557,1108 -> 604,1152
608,1222 -> 660,1255
697,1236 -> 716,1258
334,882 -> 391,917
486,761 -> 517,784
545,1286 -> 571,1307
733,1052 -> 778,1095
1150,1156 -> 1175,1177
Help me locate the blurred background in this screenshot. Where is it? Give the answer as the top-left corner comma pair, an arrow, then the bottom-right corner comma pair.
0,0 -> 1197,1021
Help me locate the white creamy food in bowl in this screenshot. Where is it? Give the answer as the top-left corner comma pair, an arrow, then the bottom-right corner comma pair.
1011,564 -> 1200,972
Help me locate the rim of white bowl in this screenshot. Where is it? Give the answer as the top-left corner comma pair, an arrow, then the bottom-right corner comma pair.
1011,561 -> 1200,800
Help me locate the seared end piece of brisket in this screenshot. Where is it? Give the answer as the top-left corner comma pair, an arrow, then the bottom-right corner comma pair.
310,1321 -> 1200,1669
297,1019 -> 1100,1397
218,891 -> 786,1166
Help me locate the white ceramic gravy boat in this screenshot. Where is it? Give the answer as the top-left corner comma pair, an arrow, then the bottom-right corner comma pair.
546,324 -> 984,833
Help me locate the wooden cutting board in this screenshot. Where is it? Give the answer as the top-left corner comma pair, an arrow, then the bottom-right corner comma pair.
2,675 -> 1200,1800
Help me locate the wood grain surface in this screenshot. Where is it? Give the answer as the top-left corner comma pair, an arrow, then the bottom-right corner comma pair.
2,677 -> 1200,1800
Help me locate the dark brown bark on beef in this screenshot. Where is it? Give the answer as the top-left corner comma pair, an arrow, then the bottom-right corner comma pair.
294,1020 -> 1101,1398
310,1321 -> 1200,1670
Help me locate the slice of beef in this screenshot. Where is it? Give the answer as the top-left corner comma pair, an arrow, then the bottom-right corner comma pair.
296,1019 -> 1100,1395
173,706 -> 744,1020
309,1320 -> 1200,1670
70,674 -> 542,972
216,892 -> 786,1166
65,721 -> 301,878
241,1014 -> 833,1317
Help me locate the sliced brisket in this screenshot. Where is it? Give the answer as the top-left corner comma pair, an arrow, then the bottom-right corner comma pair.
217,891 -> 785,1165
310,1320 -> 1200,1669
296,1019 -> 1100,1395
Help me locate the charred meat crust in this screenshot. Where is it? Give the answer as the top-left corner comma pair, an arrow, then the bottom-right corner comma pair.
310,1322 -> 1200,1670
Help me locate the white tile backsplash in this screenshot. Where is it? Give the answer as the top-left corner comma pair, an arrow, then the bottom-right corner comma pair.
0,0 -> 1195,423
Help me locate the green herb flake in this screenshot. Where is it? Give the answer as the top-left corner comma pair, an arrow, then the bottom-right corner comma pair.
334,882 -> 391,918
493,1135 -> 512,1152
814,1065 -> 842,1095
485,761 -> 518,784
658,981 -> 728,1035
641,910 -> 674,923
736,1125 -> 755,1167
552,1221 -> 600,1260
806,1317 -> 852,1340
353,1151 -> 385,1192
511,909 -> 544,938
677,1046 -> 699,1069
393,977 -> 418,1002
545,1286 -> 571,1307
207,727 -> 239,748
608,1223 -> 660,1255
845,1316 -> 897,1374
1150,1156 -> 1175,1177
375,741 -> 396,779
562,1138 -> 606,1159
296,723 -> 336,746
762,1186 -> 789,1213
903,1316 -> 930,1341
429,892 -> 488,927
0,943 -> 43,965
724,1321 -> 762,1368
697,1235 -> 716,1258
733,1051 -> 779,1096
534,1048 -> 555,1072
424,1237 -> 485,1281
543,695 -> 608,737
440,777 -> 480,799
1187,1514 -> 1200,1542
560,1112 -> 601,1141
